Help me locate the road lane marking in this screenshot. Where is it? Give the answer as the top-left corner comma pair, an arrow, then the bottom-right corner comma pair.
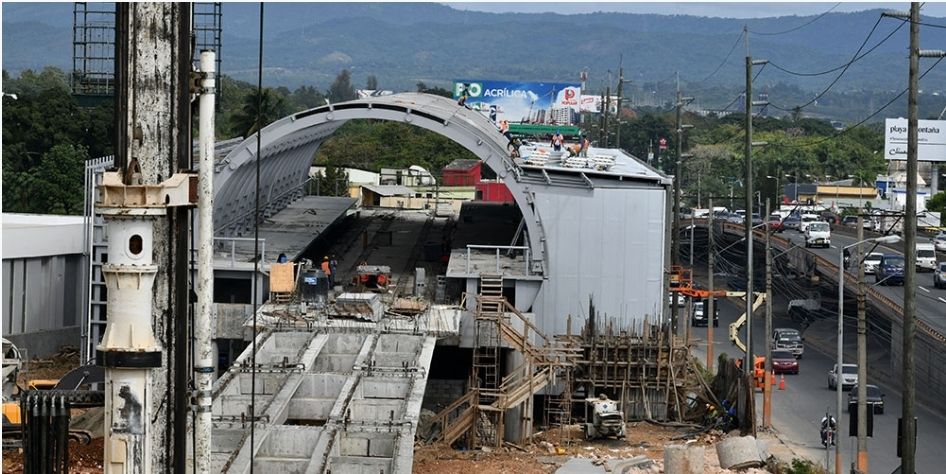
939,297 -> 946,304
920,286 -> 930,293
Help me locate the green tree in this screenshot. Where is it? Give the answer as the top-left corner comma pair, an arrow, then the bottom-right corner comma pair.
229,87 -> 292,137
365,75 -> 378,91
927,191 -> 946,213
327,69 -> 357,103
289,85 -> 325,111
310,167 -> 350,196
416,81 -> 452,98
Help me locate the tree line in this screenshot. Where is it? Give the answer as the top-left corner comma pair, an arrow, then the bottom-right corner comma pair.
4,66 -> 942,215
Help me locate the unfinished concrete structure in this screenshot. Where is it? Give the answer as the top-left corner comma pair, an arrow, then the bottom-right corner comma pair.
210,307 -> 459,473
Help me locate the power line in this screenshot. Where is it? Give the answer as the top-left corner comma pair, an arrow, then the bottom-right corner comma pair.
749,2 -> 841,36
777,56 -> 945,150
701,30 -> 745,82
767,20 -> 906,77
767,17 -> 884,112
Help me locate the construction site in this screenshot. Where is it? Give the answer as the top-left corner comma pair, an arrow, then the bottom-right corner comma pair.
2,4 -> 793,474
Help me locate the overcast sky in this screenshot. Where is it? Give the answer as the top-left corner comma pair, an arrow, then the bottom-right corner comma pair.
447,2 -> 946,18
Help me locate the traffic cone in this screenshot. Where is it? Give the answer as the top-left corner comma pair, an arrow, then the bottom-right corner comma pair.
778,374 -> 786,391
770,370 -> 776,386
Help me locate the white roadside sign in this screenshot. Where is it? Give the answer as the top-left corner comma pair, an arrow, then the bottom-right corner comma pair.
884,118 -> 946,162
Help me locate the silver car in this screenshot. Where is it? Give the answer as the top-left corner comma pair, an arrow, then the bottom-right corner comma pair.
829,363 -> 858,390
934,232 -> 946,252
935,262 -> 946,289
863,252 -> 884,275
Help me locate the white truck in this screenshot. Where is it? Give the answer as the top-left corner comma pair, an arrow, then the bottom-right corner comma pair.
916,242 -> 937,271
805,221 -> 831,248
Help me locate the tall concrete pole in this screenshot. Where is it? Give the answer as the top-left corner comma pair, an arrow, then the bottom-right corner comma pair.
856,216 -> 868,473
672,81 -> 682,337
744,31 -> 755,372
616,64 -> 624,148
111,4 -> 192,472
901,4 -> 920,473
194,50 -> 217,474
763,200 -> 772,428
707,199 -> 716,373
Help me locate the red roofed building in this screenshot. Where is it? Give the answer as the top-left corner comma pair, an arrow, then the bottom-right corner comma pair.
441,159 -> 481,186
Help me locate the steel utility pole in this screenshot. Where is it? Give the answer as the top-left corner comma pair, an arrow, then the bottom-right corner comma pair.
708,199 -> 716,373
856,216 -> 868,473
763,200 -> 773,428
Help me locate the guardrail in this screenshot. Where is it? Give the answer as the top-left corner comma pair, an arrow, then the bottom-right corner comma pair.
691,219 -> 946,344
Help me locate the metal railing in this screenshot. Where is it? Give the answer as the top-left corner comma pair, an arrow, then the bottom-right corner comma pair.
464,245 -> 531,276
213,237 -> 267,268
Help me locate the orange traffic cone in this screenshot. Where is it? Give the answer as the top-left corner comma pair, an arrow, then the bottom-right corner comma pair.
778,374 -> 786,391
770,370 -> 776,386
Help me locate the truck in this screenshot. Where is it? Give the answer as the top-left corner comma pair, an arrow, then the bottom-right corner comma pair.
916,242 -> 937,272
584,394 -> 626,440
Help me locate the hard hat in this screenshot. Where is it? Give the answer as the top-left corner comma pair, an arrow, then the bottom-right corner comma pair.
323,256 -> 329,260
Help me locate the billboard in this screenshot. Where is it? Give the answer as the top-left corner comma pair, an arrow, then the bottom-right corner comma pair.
579,94 -> 619,114
454,80 -> 581,125
884,118 -> 946,162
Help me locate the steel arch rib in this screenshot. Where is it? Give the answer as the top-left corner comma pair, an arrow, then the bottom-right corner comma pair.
215,93 -> 545,271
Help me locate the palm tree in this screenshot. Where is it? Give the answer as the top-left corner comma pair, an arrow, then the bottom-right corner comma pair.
231,88 -> 291,137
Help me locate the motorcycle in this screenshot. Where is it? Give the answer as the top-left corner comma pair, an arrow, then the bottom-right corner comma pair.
820,415 -> 837,447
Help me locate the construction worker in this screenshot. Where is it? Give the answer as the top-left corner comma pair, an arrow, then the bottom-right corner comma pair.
329,255 -> 338,282
580,135 -> 590,157
321,256 -> 333,286
550,130 -> 564,152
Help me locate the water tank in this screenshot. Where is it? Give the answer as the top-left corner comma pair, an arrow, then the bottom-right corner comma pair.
299,269 -> 329,307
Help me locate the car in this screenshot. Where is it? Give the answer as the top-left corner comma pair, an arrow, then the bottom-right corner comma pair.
690,299 -> 719,327
751,213 -> 763,226
847,384 -> 885,414
820,211 -> 840,225
828,363 -> 858,390
842,215 -> 858,227
875,254 -> 905,286
804,221 -> 831,248
916,243 -> 937,272
771,350 -> 799,374
772,327 -> 804,358
863,252 -> 884,275
799,214 -> 820,233
766,214 -> 784,232
934,262 -> 946,289
782,216 -> 801,231
934,232 -> 946,252
668,292 -> 686,308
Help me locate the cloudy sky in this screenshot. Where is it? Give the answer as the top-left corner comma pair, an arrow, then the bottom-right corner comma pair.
448,2 -> 946,18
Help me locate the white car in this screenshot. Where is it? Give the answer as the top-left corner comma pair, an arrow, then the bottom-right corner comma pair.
805,221 -> 831,248
934,262 -> 946,289
934,232 -> 946,252
828,363 -> 858,391
863,252 -> 884,275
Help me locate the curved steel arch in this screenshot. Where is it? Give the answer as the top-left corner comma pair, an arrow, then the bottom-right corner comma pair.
215,93 -> 545,270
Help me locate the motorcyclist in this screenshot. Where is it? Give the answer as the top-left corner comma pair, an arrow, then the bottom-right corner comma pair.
820,414 -> 837,446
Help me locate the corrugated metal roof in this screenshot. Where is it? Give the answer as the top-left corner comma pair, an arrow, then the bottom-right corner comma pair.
362,184 -> 414,196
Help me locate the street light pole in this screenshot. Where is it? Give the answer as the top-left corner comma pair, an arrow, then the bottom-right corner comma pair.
838,234 -> 901,474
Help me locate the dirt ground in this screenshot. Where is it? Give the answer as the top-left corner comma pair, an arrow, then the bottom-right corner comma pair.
412,422 -> 755,474
2,437 -> 104,474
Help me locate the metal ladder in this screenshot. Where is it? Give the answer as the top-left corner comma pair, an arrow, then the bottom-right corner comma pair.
472,274 -> 504,403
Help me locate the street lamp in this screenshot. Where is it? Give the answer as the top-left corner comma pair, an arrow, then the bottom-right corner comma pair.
836,234 -> 901,471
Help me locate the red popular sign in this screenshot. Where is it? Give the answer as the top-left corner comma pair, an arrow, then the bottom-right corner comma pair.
658,138 -> 668,150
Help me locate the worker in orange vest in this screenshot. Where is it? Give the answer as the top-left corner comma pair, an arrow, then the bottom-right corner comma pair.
321,256 -> 333,286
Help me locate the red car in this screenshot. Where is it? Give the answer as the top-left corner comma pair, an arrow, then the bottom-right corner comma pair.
766,215 -> 784,232
771,350 -> 799,374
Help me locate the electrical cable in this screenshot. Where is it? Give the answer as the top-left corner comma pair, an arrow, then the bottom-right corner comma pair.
250,3 -> 264,474
749,3 -> 841,36
767,19 -> 906,77
767,17 -> 884,112
701,30 -> 745,82
776,56 -> 944,149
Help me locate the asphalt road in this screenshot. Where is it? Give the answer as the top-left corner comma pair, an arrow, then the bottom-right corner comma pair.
686,289 -> 945,474
775,227 -> 946,336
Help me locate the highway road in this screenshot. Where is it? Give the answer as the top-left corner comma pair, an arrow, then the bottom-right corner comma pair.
686,282 -> 945,473
775,226 -> 946,336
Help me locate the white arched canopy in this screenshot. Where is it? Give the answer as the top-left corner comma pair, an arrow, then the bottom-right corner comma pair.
214,93 -> 545,271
